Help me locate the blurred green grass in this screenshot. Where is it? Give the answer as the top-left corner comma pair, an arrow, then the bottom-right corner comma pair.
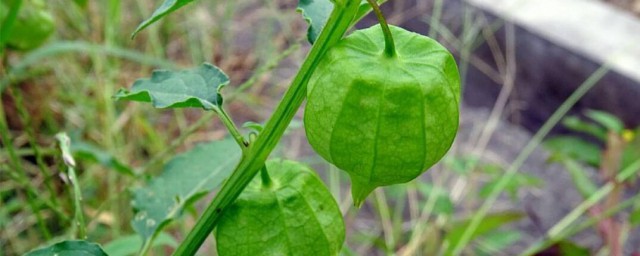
1,0 -> 305,254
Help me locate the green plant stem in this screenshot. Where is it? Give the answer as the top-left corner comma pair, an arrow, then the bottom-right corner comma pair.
366,0 -> 395,57
55,133 -> 88,239
529,159 -> 640,256
68,164 -> 87,238
0,0 -> 22,48
374,189 -> 396,254
139,237 -> 154,256
229,43 -> 301,99
217,107 -> 248,150
404,183 -> 440,254
428,0 -> 444,38
103,0 -> 125,239
521,159 -> 640,256
260,166 -> 271,188
171,1 -> 362,254
521,188 -> 640,255
1,147 -> 57,157
449,64 -> 610,255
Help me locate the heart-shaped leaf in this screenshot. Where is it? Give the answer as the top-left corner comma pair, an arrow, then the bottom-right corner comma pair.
115,63 -> 229,111
131,138 -> 241,245
25,240 -> 107,256
132,0 -> 194,37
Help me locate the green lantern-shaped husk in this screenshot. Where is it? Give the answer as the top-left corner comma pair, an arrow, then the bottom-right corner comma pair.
0,0 -> 55,50
304,24 -> 460,207
216,160 -> 345,256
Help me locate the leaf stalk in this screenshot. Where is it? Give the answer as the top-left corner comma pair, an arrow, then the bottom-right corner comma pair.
216,107 -> 248,150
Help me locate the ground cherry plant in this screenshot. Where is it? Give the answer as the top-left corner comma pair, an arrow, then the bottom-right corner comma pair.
22,0 -> 460,255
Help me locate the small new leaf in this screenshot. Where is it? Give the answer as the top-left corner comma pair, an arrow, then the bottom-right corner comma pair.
297,0 -> 333,44
544,136 -> 601,167
114,63 -> 229,111
25,240 -> 107,256
132,0 -> 195,38
585,109 -> 624,133
558,159 -> 598,199
444,212 -> 523,255
296,0 -> 386,44
131,138 -> 241,244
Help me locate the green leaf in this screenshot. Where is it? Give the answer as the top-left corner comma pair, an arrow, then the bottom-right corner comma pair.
242,121 -> 264,133
444,155 -> 481,176
557,241 -> 590,256
444,212 -> 523,255
630,201 -> 640,226
475,230 -> 522,255
25,240 -> 107,256
215,159 -> 345,256
296,0 -> 386,44
297,0 -> 334,44
114,63 -> 229,111
558,159 -> 598,199
103,232 -> 177,256
622,128 -> 640,172
479,173 -> 543,200
73,0 -> 88,8
417,183 -> 454,215
71,140 -> 135,177
585,109 -> 624,133
539,240 -> 590,256
562,115 -> 607,140
0,0 -> 55,50
132,0 -> 194,38
544,136 -> 602,167
131,138 -> 241,244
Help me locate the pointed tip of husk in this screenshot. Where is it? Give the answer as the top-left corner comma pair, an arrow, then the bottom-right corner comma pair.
351,180 -> 376,208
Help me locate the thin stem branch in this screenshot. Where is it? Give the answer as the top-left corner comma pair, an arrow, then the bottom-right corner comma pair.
260,166 -> 271,188
449,64 -> 611,255
374,189 -> 395,253
366,0 -> 395,57
55,133 -> 87,239
68,164 -> 87,239
138,42 -> 298,174
520,159 -> 640,255
216,107 -> 248,150
0,0 -> 22,48
521,191 -> 640,255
